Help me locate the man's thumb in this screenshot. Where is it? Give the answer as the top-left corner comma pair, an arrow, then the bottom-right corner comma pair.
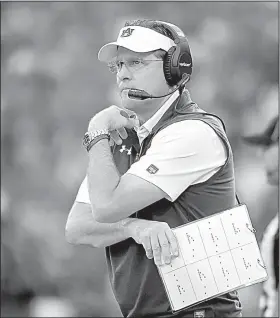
120,110 -> 138,128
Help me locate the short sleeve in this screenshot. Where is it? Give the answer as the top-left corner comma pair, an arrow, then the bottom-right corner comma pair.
125,120 -> 227,202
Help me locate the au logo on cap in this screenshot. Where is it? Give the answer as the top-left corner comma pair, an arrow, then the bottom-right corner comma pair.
121,28 -> 135,37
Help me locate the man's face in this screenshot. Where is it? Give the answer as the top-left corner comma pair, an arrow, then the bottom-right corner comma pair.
114,47 -> 172,113
261,143 -> 279,185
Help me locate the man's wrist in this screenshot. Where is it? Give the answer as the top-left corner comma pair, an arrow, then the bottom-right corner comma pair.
87,134 -> 109,152
83,129 -> 110,152
120,218 -> 137,237
88,119 -> 108,132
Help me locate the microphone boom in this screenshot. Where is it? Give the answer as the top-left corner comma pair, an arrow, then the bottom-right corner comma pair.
127,74 -> 190,100
127,89 -> 151,100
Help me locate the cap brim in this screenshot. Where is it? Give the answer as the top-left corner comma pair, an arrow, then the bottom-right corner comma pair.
98,42 -> 118,62
98,41 -> 166,62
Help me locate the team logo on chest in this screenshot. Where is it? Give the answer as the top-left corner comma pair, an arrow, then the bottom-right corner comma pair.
119,145 -> 132,155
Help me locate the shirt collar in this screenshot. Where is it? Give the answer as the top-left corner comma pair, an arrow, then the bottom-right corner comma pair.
134,89 -> 181,145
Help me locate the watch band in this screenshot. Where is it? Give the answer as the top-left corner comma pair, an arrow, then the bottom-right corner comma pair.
86,134 -> 109,152
83,129 -> 110,152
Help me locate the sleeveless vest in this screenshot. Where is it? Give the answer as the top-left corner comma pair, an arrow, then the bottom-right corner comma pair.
105,93 -> 242,317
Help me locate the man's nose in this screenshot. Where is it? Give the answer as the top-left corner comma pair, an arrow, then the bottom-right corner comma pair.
117,63 -> 132,81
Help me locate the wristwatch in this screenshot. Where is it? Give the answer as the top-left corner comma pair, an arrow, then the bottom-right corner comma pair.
82,129 -> 110,152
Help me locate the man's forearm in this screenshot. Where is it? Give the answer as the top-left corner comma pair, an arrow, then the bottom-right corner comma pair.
81,218 -> 136,248
86,139 -> 120,217
65,204 -> 136,248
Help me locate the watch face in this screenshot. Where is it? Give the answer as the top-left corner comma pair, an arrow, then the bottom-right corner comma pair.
83,132 -> 92,147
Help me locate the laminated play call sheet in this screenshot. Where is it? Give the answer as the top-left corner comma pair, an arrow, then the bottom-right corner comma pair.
158,204 -> 268,312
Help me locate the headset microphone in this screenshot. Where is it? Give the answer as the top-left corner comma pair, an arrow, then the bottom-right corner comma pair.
127,89 -> 153,100
127,74 -> 190,100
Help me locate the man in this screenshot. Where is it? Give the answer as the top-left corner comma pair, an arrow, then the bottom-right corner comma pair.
243,116 -> 279,317
65,19 -> 242,317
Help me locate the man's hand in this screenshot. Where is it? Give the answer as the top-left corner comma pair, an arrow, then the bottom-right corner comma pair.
126,219 -> 179,266
88,106 -> 138,146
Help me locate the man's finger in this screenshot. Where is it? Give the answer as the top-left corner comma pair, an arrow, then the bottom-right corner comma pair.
141,236 -> 153,259
124,118 -> 137,129
158,231 -> 171,265
165,229 -> 179,257
119,109 -> 137,119
110,130 -> 122,145
120,110 -> 129,118
118,127 -> 128,139
151,233 -> 162,266
118,109 -> 138,129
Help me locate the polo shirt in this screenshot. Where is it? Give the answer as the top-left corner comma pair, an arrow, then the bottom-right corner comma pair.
75,91 -> 226,204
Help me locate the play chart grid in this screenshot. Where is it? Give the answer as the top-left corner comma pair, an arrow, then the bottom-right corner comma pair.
158,205 -> 268,312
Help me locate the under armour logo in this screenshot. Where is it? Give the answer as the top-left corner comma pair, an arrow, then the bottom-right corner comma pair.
120,28 -> 135,37
119,145 -> 132,155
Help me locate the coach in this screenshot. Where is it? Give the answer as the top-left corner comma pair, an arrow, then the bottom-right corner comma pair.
65,19 -> 242,317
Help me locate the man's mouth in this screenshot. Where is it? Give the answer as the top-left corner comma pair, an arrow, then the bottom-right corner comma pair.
121,88 -> 130,93
120,87 -> 142,93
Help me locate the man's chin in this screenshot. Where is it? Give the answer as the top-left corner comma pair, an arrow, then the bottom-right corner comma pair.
121,98 -> 143,111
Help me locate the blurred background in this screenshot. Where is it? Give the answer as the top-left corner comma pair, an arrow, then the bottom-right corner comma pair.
1,1 -> 279,317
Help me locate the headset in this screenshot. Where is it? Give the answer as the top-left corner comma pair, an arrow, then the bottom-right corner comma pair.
127,21 -> 225,130
127,21 -> 193,99
155,21 -> 193,86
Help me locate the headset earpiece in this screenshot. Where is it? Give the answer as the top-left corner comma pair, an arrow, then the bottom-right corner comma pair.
157,21 -> 193,86
163,47 -> 176,85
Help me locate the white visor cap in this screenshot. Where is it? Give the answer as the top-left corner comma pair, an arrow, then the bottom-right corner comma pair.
98,26 -> 175,62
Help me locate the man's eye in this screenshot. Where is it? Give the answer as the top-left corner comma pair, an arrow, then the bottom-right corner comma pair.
132,60 -> 142,65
